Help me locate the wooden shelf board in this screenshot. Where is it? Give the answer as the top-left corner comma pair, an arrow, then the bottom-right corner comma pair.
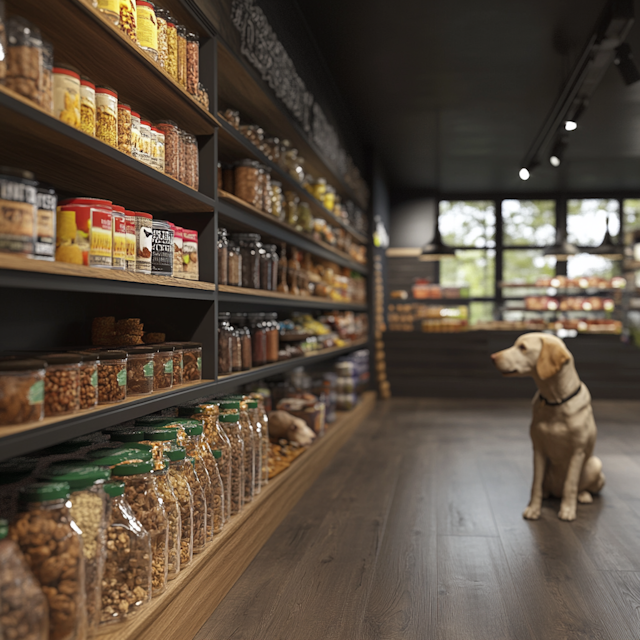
0,85 -> 215,213
0,254 -> 216,298
218,190 -> 367,272
101,391 -> 377,640
217,121 -> 368,243
6,0 -> 218,135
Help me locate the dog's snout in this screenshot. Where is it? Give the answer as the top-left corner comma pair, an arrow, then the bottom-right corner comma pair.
490,352 -> 497,360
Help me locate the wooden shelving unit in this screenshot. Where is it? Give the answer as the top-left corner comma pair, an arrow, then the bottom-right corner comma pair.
100,391 -> 376,640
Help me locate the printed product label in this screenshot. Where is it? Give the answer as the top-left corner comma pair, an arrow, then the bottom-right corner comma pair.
136,221 -> 153,272
98,0 -> 120,13
136,4 -> 158,51
35,190 -> 56,260
89,208 -> 113,266
91,370 -> 98,388
131,117 -> 141,160
117,368 -> 127,386
143,361 -> 154,377
151,225 -> 173,275
80,84 -> 96,136
53,73 -> 81,129
112,215 -> 127,268
182,232 -> 198,280
164,359 -> 174,373
28,379 -> 45,405
197,356 -> 202,371
0,198 -> 36,255
173,233 -> 183,278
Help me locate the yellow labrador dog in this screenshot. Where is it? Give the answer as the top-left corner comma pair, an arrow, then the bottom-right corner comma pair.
491,332 -> 605,522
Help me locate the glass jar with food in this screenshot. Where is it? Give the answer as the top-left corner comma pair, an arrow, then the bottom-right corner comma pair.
139,119 -> 152,166
218,226 -> 229,285
119,0 -> 137,42
40,463 -> 110,632
111,461 -> 168,597
165,16 -> 177,80
138,426 -> 180,469
284,191 -> 299,227
177,25 -> 187,88
151,460 -> 181,580
74,351 -> 98,410
234,160 -> 261,207
95,85 -> 118,148
231,326 -> 243,372
216,409 -> 245,515
182,342 -> 202,381
100,481 -> 152,626
40,40 -> 53,113
186,32 -> 199,95
270,181 -> 283,219
258,166 -> 271,214
0,358 -> 45,426
244,398 -> 265,494
228,241 -> 242,287
0,168 -> 37,257
0,517 -> 48,640
265,312 -> 280,363
165,449 -> 195,567
248,313 -> 267,366
52,64 -> 81,129
235,400 -> 255,504
6,17 -> 43,105
154,126 -> 165,172
163,342 -> 183,386
156,120 -> 180,180
251,392 -> 270,487
117,102 -> 132,155
95,350 -> 127,404
155,7 -> 168,68
298,201 -> 313,233
218,311 -> 233,375
323,185 -> 336,212
135,1 -> 158,60
125,347 -> 155,395
41,353 -> 81,417
11,482 -> 86,640
80,76 -> 96,136
130,111 -> 141,160
234,233 -> 261,289
259,243 -> 273,291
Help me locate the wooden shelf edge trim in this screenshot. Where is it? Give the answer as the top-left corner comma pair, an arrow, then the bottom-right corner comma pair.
101,391 -> 377,640
218,284 -> 367,309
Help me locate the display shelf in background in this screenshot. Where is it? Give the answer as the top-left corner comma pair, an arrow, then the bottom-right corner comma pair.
218,285 -> 368,310
217,120 -> 368,243
100,390 -> 376,640
6,0 -> 218,135
0,340 -> 369,461
0,86 -> 215,212
217,192 -> 367,274
0,254 -> 216,300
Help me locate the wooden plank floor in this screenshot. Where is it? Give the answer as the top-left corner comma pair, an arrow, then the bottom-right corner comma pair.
194,398 -> 640,640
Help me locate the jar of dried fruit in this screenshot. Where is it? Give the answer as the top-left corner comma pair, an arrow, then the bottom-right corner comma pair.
0,517 -> 48,640
10,482 -> 86,640
100,481 -> 152,626
111,461 -> 168,597
0,358 -> 45,426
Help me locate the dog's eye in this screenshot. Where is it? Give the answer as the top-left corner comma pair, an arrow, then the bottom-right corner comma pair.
519,345 -> 526,352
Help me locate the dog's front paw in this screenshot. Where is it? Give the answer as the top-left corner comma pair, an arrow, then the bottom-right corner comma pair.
523,504 -> 541,520
558,503 -> 576,521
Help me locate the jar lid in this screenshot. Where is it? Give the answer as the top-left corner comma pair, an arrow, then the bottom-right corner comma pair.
218,400 -> 240,409
0,358 -> 46,372
112,205 -> 125,213
246,399 -> 258,409
112,460 -> 153,476
95,350 -> 127,360
118,103 -> 131,111
53,65 -> 80,79
134,211 -> 153,219
0,519 -> 7,539
177,24 -> 187,34
0,167 -> 36,182
71,351 -> 100,362
155,344 -> 175,352
20,482 -> 70,503
105,428 -> 146,442
143,428 -> 178,441
131,111 -> 140,119
41,463 -> 110,490
88,447 -> 152,465
136,0 -> 156,8
96,85 -> 118,98
38,353 -> 83,365
104,482 -> 125,497
157,120 -> 179,127
59,197 -> 112,206
184,423 -> 203,436
140,120 -> 151,127
126,346 -> 156,355
219,413 -> 240,422
80,76 -> 95,89
165,448 -> 186,462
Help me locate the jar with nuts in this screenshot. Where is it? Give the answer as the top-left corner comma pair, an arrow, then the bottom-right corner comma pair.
41,353 -> 81,417
181,342 -> 202,382
88,446 -> 153,469
217,408 -> 245,516
245,398 -> 265,495
186,32 -> 199,95
125,347 -> 155,395
135,423 -> 178,461
165,17 -> 178,80
151,461 -> 181,580
72,351 -> 98,410
0,358 -> 45,426
235,399 -> 257,502
152,345 -> 174,390
166,449 -> 197,564
156,120 -> 180,180
178,405 -> 231,522
11,482 -> 87,640
40,463 -> 111,632
184,457 -> 208,547
111,461 -> 168,597
163,342 -> 183,385
0,517 -> 49,640
100,482 -> 152,626
95,350 -> 127,404
251,393 -> 270,487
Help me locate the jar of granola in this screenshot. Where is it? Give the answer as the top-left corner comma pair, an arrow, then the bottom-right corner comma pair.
155,7 -> 168,68
177,25 -> 187,88
125,346 -> 154,395
151,460 -> 181,580
0,358 -> 45,426
41,353 -> 80,417
156,120 -> 179,179
79,76 -> 96,136
96,85 -> 118,148
165,16 -> 177,80
135,1 -> 158,61
40,463 -> 110,632
166,449 -> 196,565
117,103 -> 132,155
100,481 -> 152,626
186,32 -> 199,95
112,461 -> 168,597
11,482 -> 86,640
0,517 -> 49,640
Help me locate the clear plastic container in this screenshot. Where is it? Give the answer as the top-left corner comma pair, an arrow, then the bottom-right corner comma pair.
251,393 -> 270,487
125,347 -> 155,395
182,342 -> 202,381
260,243 -> 273,291
217,409 -> 245,516
0,358 -> 45,426
178,405 -> 231,522
11,482 -> 86,640
152,462 -> 181,580
177,25 -> 187,88
237,399 -> 257,501
75,351 -> 98,410
165,16 -> 177,80
117,102 -> 132,155
163,343 -> 183,386
259,165 -> 271,214
218,227 -> 228,285
42,353 -> 81,417
153,344 -> 174,390
270,182 -> 283,219
228,241 -> 242,287
155,8 -> 168,68
41,40 -> 53,113
246,398 -> 268,489
80,76 -> 96,136
157,120 -> 180,179
266,312 -> 280,363
0,517 -> 48,640
136,1 -> 158,60
231,327 -> 243,372
186,32 -> 199,95
249,313 -> 267,366
185,132 -> 199,190
138,426 -> 180,469
112,461 -> 168,597
166,449 -> 195,567
6,17 -> 43,105
184,455 -> 209,544
95,350 -> 127,404
40,463 -> 110,631
218,312 -> 233,375
100,481 -> 152,626
234,160 -> 261,207
235,233 -> 261,289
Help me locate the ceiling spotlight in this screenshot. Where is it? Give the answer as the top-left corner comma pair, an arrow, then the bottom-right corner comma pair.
592,212 -> 624,259
614,43 -> 640,85
564,120 -> 578,132
519,167 -> 530,181
549,136 -> 568,167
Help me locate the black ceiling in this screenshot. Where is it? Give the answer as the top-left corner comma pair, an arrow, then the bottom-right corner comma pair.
294,0 -> 640,196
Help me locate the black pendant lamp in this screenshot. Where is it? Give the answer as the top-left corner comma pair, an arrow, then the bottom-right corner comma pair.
591,212 -> 623,259
543,227 -> 578,262
418,213 -> 455,262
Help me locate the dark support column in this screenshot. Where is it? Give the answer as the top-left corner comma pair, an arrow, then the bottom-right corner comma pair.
494,198 -> 503,320
556,197 -> 568,277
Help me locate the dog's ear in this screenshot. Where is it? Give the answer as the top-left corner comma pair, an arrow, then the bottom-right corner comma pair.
536,337 -> 571,380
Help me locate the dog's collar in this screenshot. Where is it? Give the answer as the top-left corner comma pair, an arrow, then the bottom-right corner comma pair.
539,384 -> 582,406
